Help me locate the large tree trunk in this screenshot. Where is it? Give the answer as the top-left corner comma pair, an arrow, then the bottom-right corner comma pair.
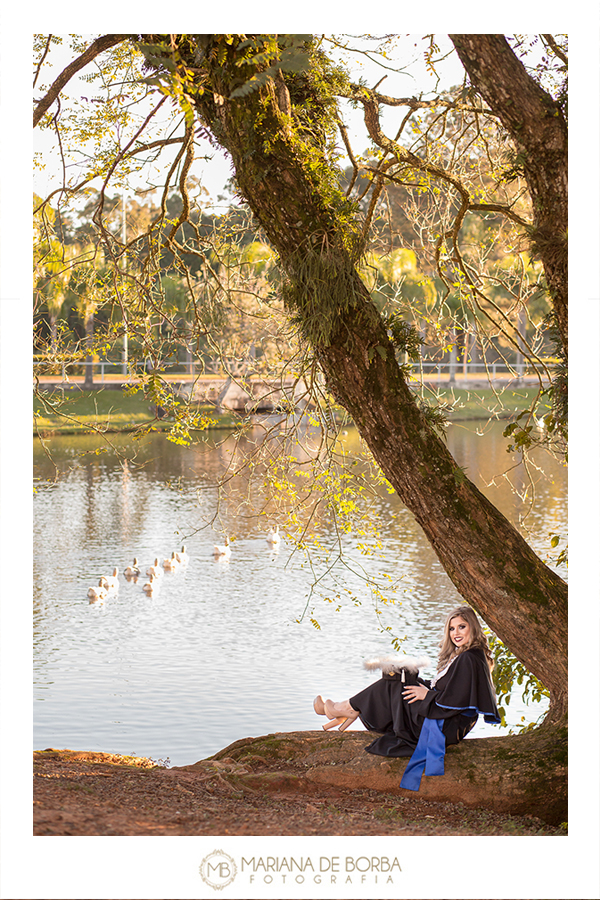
179,35 -> 567,724
449,34 -> 568,360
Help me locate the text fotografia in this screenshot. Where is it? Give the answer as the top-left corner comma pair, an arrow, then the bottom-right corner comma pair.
243,856 -> 401,885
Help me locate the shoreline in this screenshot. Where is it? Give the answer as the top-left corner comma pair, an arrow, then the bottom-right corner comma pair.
33,381 -> 547,437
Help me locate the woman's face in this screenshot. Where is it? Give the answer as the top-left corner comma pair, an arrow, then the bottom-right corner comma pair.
449,615 -> 471,648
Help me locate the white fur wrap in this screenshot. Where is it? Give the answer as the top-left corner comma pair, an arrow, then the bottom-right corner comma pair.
363,654 -> 431,675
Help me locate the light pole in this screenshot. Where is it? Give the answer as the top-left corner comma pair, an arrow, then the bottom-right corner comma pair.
515,305 -> 527,385
121,192 -> 128,375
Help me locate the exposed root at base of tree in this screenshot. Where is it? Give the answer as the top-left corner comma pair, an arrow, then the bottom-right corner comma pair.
204,727 -> 567,826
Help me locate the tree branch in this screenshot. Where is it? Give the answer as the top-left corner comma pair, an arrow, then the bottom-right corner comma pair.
337,120 -> 360,196
343,82 -> 496,117
33,135 -> 185,221
33,35 -> 53,89
166,124 -> 195,243
355,89 -> 471,204
468,202 -> 530,228
541,34 -> 568,68
33,34 -> 129,127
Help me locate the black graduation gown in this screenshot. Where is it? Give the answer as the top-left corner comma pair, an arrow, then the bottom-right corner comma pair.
349,647 -> 500,759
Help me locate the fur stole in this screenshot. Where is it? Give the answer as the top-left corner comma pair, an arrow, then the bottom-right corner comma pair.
363,654 -> 431,678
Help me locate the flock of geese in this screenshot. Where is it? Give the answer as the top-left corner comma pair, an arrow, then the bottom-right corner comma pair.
87,546 -> 189,603
87,526 -> 282,603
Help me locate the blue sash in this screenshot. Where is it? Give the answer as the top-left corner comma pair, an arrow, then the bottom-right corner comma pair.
400,717 -> 446,791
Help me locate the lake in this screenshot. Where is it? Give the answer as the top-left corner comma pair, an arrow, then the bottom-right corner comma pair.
33,418 -> 567,766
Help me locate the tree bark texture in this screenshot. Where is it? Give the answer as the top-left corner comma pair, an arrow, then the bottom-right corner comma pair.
449,34 -> 568,359
178,37 -> 568,723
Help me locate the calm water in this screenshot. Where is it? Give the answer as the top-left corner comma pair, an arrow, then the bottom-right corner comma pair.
33,420 -> 567,766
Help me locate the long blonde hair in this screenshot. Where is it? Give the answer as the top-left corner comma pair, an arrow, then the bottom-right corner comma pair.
437,605 -> 494,672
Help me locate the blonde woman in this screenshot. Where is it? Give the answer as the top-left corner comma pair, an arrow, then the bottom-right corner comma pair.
314,606 -> 500,791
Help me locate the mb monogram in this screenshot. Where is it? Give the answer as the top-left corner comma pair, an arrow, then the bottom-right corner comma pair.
199,850 -> 237,890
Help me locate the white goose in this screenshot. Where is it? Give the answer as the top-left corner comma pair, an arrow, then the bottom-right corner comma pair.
124,558 -> 140,577
88,578 -> 108,603
146,558 -> 163,578
142,573 -> 160,594
163,551 -> 179,571
175,545 -> 189,564
103,567 -> 119,593
213,539 -> 231,560
266,525 -> 281,546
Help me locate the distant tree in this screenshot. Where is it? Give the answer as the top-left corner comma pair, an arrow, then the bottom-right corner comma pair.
33,197 -> 75,351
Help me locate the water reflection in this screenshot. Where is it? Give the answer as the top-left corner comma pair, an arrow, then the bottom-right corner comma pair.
33,421 -> 566,766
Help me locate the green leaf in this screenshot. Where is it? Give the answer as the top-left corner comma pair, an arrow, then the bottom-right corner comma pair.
230,72 -> 270,99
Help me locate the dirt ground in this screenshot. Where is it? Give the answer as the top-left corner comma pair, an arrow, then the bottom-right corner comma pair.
33,749 -> 564,837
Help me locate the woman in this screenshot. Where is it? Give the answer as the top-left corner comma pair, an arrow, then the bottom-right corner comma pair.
314,606 -> 500,790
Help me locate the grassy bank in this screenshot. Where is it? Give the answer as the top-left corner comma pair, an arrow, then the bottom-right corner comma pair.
33,387 -> 237,436
416,382 -> 548,422
33,384 -> 546,436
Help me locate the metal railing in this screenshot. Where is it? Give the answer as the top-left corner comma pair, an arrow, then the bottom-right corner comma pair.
33,357 -> 182,384
33,359 -> 122,383
34,358 -> 555,384
414,361 -> 548,383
